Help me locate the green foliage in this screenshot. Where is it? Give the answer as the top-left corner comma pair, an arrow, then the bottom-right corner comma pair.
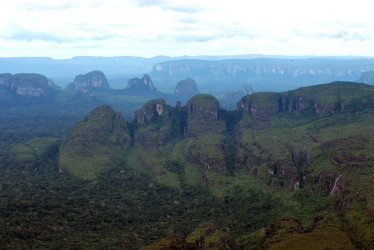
59,105 -> 130,180
10,137 -> 60,167
241,92 -> 281,108
262,214 -> 355,249
3,81 -> 374,248
187,94 -> 219,109
186,222 -> 230,249
141,234 -> 187,250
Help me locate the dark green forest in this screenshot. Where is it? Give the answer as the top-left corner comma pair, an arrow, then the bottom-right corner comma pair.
1,80 -> 374,249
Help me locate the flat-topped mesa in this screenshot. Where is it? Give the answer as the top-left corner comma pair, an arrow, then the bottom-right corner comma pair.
175,78 -> 199,95
0,73 -> 51,97
127,74 -> 156,92
237,82 -> 366,117
187,94 -> 219,121
237,92 -> 282,118
135,98 -> 170,125
73,70 -> 109,91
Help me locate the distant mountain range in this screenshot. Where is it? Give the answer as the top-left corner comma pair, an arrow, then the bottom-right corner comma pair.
2,55 -> 374,93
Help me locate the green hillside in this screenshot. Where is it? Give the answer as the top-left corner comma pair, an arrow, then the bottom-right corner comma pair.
2,81 -> 374,248
59,105 -> 131,179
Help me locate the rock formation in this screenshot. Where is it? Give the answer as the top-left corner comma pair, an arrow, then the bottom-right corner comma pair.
0,73 -> 52,97
135,98 -> 170,125
237,82 -> 361,117
175,78 -> 199,96
237,92 -> 281,118
184,94 -> 228,174
73,70 -> 109,92
127,74 -> 156,92
358,70 -> 374,84
187,94 -> 219,122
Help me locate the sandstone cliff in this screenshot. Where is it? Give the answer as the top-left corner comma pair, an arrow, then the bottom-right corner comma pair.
73,70 -> 109,92
127,74 -> 156,92
135,98 -> 170,125
0,73 -> 52,97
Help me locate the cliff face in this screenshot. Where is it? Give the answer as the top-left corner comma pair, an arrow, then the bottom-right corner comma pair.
0,73 -> 13,88
60,81 -> 374,186
237,92 -> 282,118
0,73 -> 51,97
133,99 -> 174,151
184,94 -> 228,174
237,81 -> 367,117
127,74 -> 156,92
135,98 -> 170,125
152,59 -> 364,82
358,70 -> 374,84
73,70 -> 109,92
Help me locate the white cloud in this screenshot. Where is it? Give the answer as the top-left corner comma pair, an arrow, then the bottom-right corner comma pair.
0,0 -> 374,58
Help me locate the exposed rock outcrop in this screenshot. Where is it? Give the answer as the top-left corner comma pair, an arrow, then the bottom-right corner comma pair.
184,94 -> 228,174
237,92 -> 281,118
0,73 -> 13,88
238,82 -> 366,117
0,73 -> 52,97
358,70 -> 374,84
127,74 -> 156,92
135,98 -> 170,125
47,78 -> 61,90
73,70 -> 109,92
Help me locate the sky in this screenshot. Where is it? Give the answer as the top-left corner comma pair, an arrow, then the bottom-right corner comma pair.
1,0 -> 374,59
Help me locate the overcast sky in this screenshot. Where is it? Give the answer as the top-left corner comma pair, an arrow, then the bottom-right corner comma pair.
1,0 -> 374,59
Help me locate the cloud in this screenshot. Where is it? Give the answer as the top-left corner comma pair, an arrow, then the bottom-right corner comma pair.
173,34 -> 218,43
20,1 -> 78,11
134,0 -> 209,13
3,29 -> 73,43
322,31 -> 368,42
175,16 -> 199,24
2,24 -> 116,44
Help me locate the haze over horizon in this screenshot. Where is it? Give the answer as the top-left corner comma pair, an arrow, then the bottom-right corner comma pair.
1,0 -> 374,59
